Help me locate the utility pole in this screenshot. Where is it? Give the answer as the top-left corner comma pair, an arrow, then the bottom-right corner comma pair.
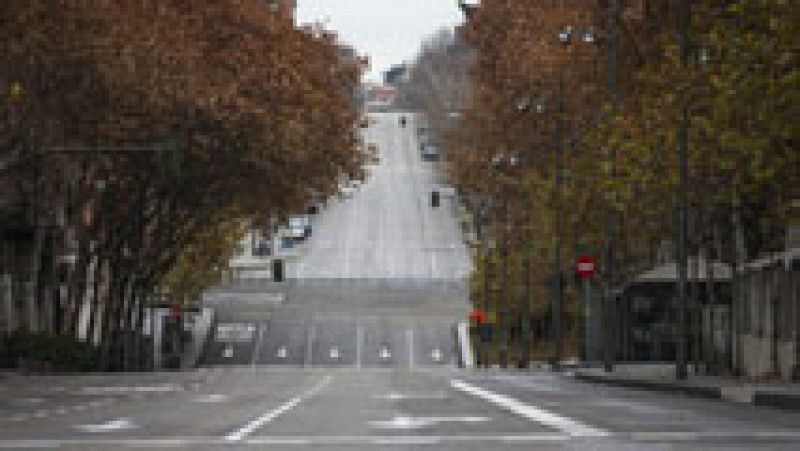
603,0 -> 621,373
675,0 -> 692,380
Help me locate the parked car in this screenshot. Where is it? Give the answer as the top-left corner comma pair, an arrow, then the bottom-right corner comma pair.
338,180 -> 362,200
439,185 -> 457,197
338,185 -> 356,200
254,239 -> 272,256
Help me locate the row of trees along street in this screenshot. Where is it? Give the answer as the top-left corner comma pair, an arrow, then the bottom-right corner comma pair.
0,1 -> 364,370
400,0 -> 797,373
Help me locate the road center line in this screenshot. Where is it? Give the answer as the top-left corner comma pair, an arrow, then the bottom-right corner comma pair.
450,379 -> 609,437
224,375 -> 332,442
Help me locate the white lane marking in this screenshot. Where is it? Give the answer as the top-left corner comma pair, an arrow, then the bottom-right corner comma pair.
224,375 -> 333,442
369,415 -> 491,430
304,324 -> 315,367
372,436 -> 442,445
368,415 -> 429,430
32,410 -> 48,418
75,418 -> 137,433
407,327 -> 414,369
79,384 -> 182,394
374,391 -> 448,401
450,379 -> 609,437
355,321 -> 363,369
193,394 -> 229,403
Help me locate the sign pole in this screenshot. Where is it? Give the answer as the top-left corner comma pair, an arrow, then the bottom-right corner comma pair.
575,253 -> 596,363
584,277 -> 591,362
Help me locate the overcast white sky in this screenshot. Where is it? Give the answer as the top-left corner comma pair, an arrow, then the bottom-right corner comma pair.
296,0 -> 464,83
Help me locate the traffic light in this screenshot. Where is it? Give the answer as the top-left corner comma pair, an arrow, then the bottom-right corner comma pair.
273,258 -> 284,282
431,190 -> 440,208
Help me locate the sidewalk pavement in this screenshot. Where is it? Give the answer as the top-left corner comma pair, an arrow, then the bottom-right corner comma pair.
0,367 -> 214,393
574,363 -> 800,411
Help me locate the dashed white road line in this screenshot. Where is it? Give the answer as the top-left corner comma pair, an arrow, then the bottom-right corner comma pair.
75,418 -> 137,433
369,415 -> 491,430
450,379 -> 609,438
224,375 -> 333,442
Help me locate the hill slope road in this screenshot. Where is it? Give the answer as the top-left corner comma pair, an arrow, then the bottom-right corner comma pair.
203,112 -> 471,367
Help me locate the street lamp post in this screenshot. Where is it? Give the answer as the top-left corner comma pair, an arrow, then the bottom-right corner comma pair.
603,0 -> 621,374
675,0 -> 692,381
545,24 -> 598,371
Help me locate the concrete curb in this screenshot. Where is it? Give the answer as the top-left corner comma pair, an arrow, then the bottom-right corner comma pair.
574,372 -> 721,400
753,391 -> 800,411
574,372 -> 800,411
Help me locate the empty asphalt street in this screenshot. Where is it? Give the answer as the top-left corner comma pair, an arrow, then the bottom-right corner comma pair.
2,367 -> 800,449
3,114 -> 798,450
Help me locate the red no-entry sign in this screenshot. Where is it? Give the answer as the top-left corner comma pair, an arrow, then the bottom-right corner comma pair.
576,255 -> 596,280
469,309 -> 486,324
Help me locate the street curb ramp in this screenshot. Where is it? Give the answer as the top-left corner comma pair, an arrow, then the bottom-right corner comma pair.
574,372 -> 800,411
753,391 -> 800,411
574,372 -> 722,399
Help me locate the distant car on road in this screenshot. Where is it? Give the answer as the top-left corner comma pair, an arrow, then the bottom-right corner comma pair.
420,143 -> 439,162
289,216 -> 311,240
338,181 -> 360,200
